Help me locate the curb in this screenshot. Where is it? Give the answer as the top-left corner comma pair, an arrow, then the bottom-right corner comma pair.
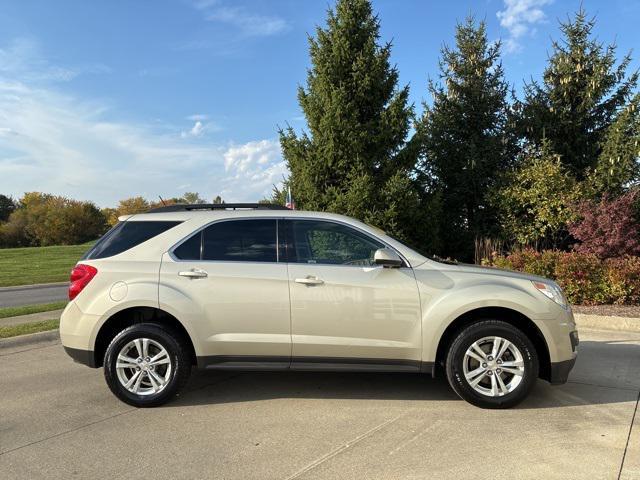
0,282 -> 68,292
0,329 -> 60,350
574,313 -> 640,333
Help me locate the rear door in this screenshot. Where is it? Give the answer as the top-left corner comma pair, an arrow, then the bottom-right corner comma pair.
159,218 -> 291,369
284,219 -> 422,370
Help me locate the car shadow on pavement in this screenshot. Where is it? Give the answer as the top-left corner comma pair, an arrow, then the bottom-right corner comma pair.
164,339 -> 639,410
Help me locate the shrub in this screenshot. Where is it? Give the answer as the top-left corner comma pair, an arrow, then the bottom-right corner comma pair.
488,249 -> 640,305
569,190 -> 640,258
604,256 -> 640,305
554,252 -> 609,305
490,142 -> 579,249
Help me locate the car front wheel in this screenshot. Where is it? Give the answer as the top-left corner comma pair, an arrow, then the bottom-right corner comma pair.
445,320 -> 539,409
104,323 -> 191,407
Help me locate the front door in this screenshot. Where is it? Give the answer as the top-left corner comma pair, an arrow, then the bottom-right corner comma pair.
284,219 -> 422,370
159,218 -> 291,369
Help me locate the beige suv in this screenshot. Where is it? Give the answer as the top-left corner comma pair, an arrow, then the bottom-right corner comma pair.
60,204 -> 578,409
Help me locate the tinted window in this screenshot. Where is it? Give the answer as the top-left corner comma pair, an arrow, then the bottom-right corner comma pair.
288,220 -> 383,266
173,232 -> 202,260
202,220 -> 277,262
84,221 -> 181,260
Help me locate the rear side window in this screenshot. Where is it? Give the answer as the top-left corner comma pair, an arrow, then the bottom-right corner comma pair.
83,221 -> 181,260
199,219 -> 277,262
173,231 -> 201,260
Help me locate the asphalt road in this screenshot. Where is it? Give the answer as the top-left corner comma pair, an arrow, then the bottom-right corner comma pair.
1,329 -> 639,480
0,283 -> 68,308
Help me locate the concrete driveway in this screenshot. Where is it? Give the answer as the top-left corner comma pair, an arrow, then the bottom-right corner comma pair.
1,329 -> 638,480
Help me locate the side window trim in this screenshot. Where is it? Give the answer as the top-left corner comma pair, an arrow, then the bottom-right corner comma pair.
169,217 -> 281,264
282,218 -> 409,268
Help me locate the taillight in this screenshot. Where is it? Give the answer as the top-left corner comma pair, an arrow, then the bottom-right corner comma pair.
69,264 -> 98,300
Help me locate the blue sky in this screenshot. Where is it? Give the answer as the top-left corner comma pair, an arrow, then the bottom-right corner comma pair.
0,0 -> 638,206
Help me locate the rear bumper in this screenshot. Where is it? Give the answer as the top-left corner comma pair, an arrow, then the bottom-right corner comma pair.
549,357 -> 577,385
63,346 -> 97,368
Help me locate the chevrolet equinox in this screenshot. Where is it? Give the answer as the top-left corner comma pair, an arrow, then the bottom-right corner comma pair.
60,203 -> 578,409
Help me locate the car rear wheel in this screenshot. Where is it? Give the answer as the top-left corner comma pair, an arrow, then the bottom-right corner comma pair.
445,320 -> 539,409
104,323 -> 191,407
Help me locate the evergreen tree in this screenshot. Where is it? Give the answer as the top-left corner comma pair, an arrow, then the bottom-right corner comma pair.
279,0 -> 433,248
416,17 -> 514,260
517,8 -> 638,180
590,94 -> 640,195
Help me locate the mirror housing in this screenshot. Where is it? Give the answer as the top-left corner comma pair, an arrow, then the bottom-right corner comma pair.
374,248 -> 403,268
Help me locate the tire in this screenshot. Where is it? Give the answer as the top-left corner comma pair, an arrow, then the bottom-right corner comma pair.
104,323 -> 192,407
445,320 -> 539,409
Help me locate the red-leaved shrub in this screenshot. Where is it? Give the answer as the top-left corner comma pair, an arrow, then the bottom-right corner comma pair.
569,191 -> 640,258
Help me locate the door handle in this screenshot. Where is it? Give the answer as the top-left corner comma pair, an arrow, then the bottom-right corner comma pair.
178,268 -> 208,278
295,276 -> 324,286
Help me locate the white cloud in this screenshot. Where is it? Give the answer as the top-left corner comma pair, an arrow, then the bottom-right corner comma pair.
497,0 -> 553,53
187,113 -> 209,121
0,37 -> 284,206
221,140 -> 288,199
0,38 -> 111,82
181,120 -> 205,138
191,1 -> 289,37
180,117 -> 221,138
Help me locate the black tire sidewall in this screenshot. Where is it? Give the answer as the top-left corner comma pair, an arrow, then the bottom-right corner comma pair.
104,324 -> 190,407
446,321 -> 539,409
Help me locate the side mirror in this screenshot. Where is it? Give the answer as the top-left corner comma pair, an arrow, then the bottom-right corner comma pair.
374,248 -> 403,268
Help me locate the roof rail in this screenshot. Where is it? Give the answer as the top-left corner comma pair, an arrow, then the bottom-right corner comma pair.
147,203 -> 289,213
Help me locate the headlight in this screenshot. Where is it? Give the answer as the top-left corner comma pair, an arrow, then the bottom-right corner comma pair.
532,281 -> 568,309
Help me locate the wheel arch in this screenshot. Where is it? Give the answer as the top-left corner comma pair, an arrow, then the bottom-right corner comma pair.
93,306 -> 196,368
433,306 -> 551,381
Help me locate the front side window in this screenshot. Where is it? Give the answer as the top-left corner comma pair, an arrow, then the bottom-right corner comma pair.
84,221 -> 181,260
287,220 -> 384,266
198,219 -> 277,262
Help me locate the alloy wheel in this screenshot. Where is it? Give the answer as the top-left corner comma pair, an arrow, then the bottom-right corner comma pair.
462,336 -> 525,397
115,338 -> 173,395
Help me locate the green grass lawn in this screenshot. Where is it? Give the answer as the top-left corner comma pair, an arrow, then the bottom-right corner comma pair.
0,319 -> 59,339
0,301 -> 68,319
0,242 -> 93,287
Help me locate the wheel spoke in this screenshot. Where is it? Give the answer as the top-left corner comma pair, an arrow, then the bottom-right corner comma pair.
147,371 -> 159,392
468,370 -> 487,388
149,369 -> 166,388
142,338 -> 149,358
501,366 -> 524,376
465,366 -> 486,381
133,339 -> 143,358
491,337 -> 501,358
496,373 -> 508,395
497,339 -> 511,360
500,360 -> 523,368
149,350 -> 170,366
470,342 -> 487,360
466,350 -> 485,363
124,370 -> 141,389
132,372 -> 144,393
116,354 -> 138,369
490,373 -> 498,396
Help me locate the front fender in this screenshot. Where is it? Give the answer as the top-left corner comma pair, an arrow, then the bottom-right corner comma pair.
419,281 -> 556,362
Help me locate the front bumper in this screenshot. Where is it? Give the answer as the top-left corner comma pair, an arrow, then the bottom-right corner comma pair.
548,330 -> 579,384
549,357 -> 577,385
